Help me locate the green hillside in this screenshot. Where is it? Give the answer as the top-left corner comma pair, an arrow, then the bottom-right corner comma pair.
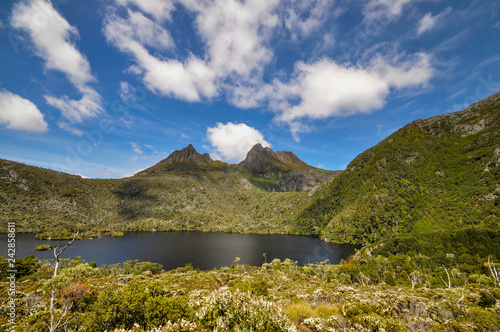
0,144 -> 335,237
297,92 -> 500,254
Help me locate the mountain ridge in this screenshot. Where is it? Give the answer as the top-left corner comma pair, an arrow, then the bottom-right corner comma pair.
0,142 -> 335,235
1,92 -> 499,245
138,143 -> 323,176
297,91 -> 500,246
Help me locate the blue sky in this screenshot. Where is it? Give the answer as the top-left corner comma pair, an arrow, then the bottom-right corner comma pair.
0,0 -> 499,178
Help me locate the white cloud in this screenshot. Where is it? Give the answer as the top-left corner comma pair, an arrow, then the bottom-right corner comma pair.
417,13 -> 437,36
116,0 -> 175,23
10,0 -> 103,123
130,142 -> 143,154
417,8 -> 452,36
104,0 -> 280,104
103,10 -> 216,102
189,0 -> 280,79
364,0 -> 412,22
45,87 -> 102,123
206,122 -> 271,162
283,0 -> 337,39
0,89 -> 48,133
111,9 -> 174,51
103,0 -> 436,141
58,121 -> 83,136
270,54 -> 433,140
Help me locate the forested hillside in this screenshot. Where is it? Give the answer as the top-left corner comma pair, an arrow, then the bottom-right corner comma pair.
297,92 -> 500,259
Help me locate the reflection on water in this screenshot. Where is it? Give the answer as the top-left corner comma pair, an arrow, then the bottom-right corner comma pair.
1,231 -> 356,270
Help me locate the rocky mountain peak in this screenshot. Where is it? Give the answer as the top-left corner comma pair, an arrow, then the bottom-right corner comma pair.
162,144 -> 213,165
136,145 -> 214,175
239,143 -> 312,172
238,143 -> 279,172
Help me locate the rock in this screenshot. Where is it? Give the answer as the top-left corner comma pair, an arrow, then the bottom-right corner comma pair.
238,179 -> 253,189
162,144 -> 213,165
239,143 -> 310,172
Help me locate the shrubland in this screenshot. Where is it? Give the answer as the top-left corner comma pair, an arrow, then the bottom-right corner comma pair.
1,253 -> 499,331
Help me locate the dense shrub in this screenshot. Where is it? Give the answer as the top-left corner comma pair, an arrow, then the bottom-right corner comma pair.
231,279 -> 269,296
477,291 -> 496,308
84,280 -> 194,331
197,290 -> 295,331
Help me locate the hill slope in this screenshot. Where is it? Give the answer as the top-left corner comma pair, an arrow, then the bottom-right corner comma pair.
0,145 -> 335,235
297,92 -> 500,248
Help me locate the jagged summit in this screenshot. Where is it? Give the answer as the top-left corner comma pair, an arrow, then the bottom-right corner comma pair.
161,144 -> 213,165
137,144 -> 216,175
239,143 -> 312,172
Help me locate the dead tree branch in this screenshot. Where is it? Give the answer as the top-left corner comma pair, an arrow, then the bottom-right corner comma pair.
488,256 -> 499,288
47,231 -> 79,332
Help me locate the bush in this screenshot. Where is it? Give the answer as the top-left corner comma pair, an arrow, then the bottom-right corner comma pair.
136,262 -> 164,275
198,290 -> 295,331
85,280 -> 194,331
0,255 -> 40,281
468,308 -> 500,331
477,291 -> 496,308
284,301 -> 316,324
231,279 -> 269,296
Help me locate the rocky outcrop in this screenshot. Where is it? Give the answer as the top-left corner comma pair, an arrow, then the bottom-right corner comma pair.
137,145 -> 215,175
238,144 -> 277,172
239,143 -> 310,172
237,143 -> 338,192
136,143 -> 338,192
161,144 -> 213,165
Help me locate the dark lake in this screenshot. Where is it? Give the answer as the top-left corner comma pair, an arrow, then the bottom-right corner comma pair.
1,232 -> 355,270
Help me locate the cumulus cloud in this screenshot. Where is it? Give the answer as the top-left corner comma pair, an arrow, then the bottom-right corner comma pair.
10,0 -> 103,124
0,89 -> 48,133
206,122 -> 271,162
271,54 -> 433,140
417,8 -> 452,36
103,0 -> 435,141
103,9 -> 216,102
45,87 -> 102,123
189,0 -> 279,79
104,0 -> 280,104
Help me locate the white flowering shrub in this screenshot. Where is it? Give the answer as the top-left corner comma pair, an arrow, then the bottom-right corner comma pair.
112,320 -> 200,331
303,317 -> 323,331
197,290 -> 297,331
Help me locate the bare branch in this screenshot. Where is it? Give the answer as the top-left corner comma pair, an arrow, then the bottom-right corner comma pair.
442,265 -> 452,289
48,231 -> 79,332
53,231 -> 79,278
488,256 -> 499,288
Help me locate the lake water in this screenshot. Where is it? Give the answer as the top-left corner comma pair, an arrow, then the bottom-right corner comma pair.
1,232 -> 355,270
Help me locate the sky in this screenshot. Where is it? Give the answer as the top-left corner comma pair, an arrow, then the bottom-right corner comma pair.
0,0 -> 499,178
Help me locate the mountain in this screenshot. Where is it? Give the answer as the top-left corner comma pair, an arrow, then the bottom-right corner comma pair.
297,92 -> 500,251
238,143 -> 337,192
137,144 -> 225,175
3,92 -> 499,245
239,143 -> 311,172
137,143 -> 336,192
0,144 -> 333,236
